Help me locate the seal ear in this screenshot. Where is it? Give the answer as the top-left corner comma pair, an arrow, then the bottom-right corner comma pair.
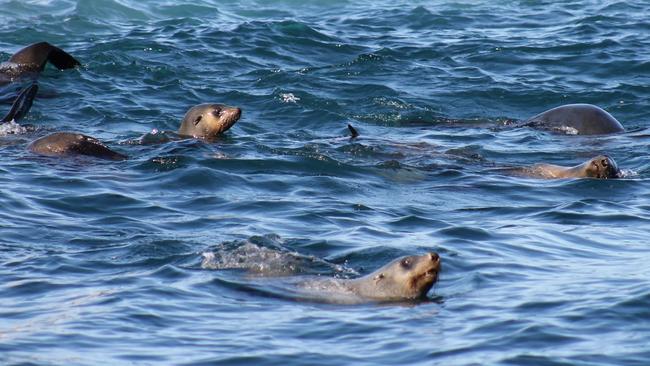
373,273 -> 384,282
194,115 -> 202,126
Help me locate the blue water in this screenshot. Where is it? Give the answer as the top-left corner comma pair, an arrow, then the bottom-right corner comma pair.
2,1 -> 650,365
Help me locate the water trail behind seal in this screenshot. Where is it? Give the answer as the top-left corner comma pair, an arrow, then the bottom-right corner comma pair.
201,240 -> 358,277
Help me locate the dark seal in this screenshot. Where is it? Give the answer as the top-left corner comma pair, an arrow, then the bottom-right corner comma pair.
522,104 -> 624,135
1,42 -> 80,84
28,132 -> 127,161
1,82 -> 38,123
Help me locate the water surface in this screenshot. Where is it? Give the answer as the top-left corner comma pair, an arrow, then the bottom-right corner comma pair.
1,1 -> 650,365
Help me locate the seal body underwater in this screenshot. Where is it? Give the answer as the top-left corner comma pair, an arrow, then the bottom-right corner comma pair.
28,132 -> 127,161
178,103 -> 241,139
0,42 -> 80,84
522,104 -> 624,135
512,155 -> 620,179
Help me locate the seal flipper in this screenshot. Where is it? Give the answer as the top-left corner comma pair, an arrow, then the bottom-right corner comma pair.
8,42 -> 80,71
348,124 -> 359,139
46,45 -> 81,70
2,82 -> 38,122
70,137 -> 127,161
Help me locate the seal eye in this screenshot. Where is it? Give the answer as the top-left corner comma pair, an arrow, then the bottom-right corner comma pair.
194,115 -> 202,126
212,107 -> 223,118
401,259 -> 410,268
601,159 -> 608,167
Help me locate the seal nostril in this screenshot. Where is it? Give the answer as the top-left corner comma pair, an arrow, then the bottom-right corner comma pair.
430,253 -> 439,261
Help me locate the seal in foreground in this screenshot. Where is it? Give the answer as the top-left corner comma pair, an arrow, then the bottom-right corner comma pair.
299,252 -> 441,302
203,245 -> 441,303
505,155 -> 621,179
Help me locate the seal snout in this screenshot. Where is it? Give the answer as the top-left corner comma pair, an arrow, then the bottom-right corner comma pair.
215,106 -> 241,131
425,252 -> 441,277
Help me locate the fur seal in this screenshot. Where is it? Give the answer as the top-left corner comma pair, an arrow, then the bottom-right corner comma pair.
521,104 -> 624,135
178,103 -> 241,139
1,42 -> 80,84
2,82 -> 38,123
513,155 -> 620,179
299,252 -> 441,302
28,132 -> 127,161
203,245 -> 441,303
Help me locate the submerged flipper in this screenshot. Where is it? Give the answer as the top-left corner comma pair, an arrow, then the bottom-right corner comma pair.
1,82 -> 38,122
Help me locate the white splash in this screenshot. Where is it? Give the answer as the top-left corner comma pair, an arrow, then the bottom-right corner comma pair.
555,126 -> 579,135
618,169 -> 638,178
0,120 -> 27,136
280,93 -> 300,103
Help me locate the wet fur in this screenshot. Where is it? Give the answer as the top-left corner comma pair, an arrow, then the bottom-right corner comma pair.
29,132 -> 127,161
178,103 -> 241,139
521,155 -> 620,179
306,252 -> 441,301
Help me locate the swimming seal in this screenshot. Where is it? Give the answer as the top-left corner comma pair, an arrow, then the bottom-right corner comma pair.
178,103 -> 241,139
299,252 -> 441,302
202,244 -> 441,303
522,104 -> 624,135
1,42 -> 80,84
28,132 -> 127,161
515,155 -> 620,179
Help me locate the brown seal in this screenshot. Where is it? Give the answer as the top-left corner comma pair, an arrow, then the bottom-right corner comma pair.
28,132 -> 127,161
519,155 -> 620,179
522,104 -> 624,135
178,103 -> 241,139
299,252 -> 441,302
1,42 -> 80,83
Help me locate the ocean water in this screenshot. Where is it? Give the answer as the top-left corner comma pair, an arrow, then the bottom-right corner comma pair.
1,1 -> 650,365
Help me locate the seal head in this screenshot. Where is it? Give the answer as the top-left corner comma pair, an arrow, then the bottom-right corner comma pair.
583,155 -> 620,179
178,103 -> 241,139
349,252 -> 440,301
516,154 -> 621,179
